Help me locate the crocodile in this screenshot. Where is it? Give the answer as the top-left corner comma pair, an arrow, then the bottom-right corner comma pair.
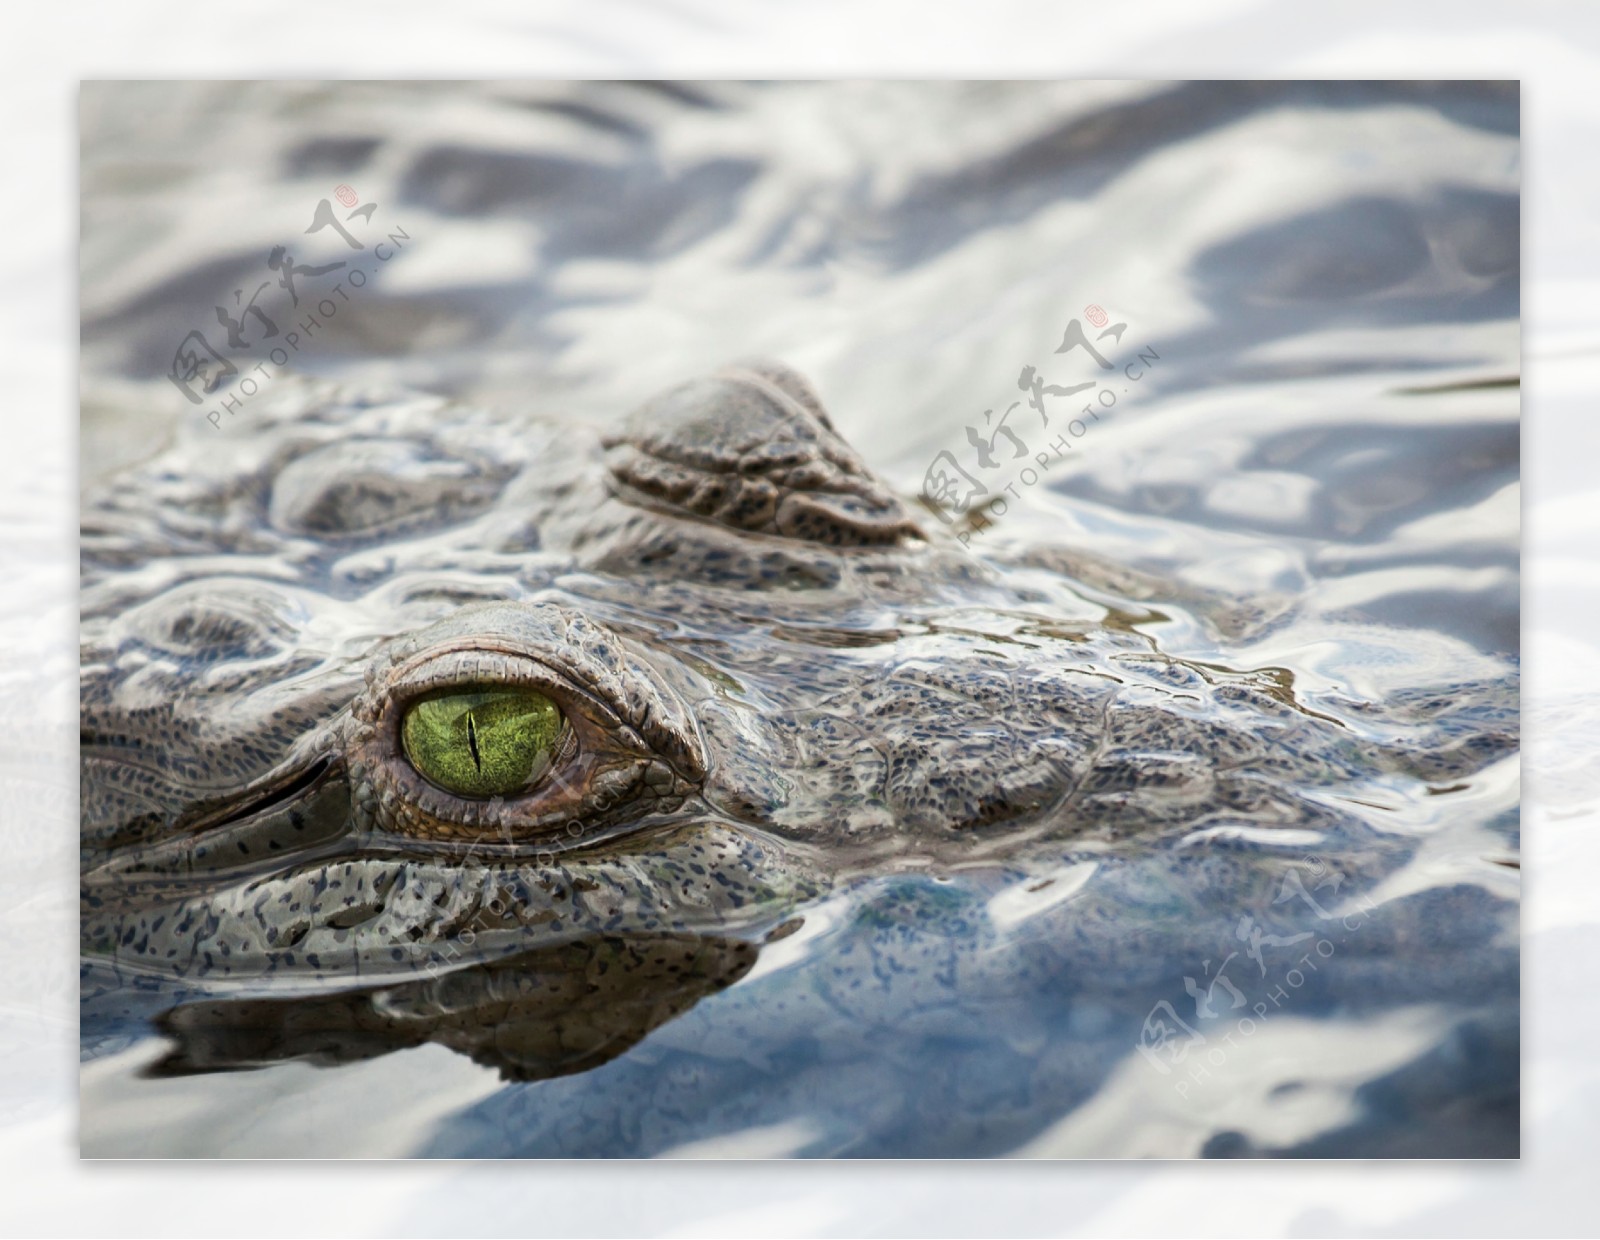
80,361 -> 1517,1110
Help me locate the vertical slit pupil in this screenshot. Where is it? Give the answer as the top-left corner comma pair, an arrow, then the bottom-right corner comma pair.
466,713 -> 481,770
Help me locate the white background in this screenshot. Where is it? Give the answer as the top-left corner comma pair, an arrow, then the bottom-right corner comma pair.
4,2 -> 1595,1236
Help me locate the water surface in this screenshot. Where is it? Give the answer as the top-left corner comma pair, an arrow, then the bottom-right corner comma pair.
78,80 -> 1519,1158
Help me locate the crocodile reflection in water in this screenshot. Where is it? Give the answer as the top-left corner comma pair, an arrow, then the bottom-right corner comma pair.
79,362 -> 1513,1082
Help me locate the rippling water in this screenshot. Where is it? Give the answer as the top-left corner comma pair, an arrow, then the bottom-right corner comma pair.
78,80 -> 1519,1158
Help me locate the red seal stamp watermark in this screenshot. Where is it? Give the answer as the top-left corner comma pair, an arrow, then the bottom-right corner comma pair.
1085,304 -> 1108,328
334,184 -> 359,208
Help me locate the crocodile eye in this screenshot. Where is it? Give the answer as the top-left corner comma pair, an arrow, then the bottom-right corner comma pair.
346,604 -> 707,844
400,686 -> 565,799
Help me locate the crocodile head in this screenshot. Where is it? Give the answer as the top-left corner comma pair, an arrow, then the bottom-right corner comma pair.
80,362 -> 1507,1082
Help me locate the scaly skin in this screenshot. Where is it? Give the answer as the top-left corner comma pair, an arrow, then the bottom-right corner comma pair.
80,362 -> 1515,1081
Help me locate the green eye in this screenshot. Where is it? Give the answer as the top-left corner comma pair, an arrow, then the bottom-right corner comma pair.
400,686 -> 565,799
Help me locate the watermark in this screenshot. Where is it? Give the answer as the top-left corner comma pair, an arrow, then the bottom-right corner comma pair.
164,186 -> 413,428
1135,853 -> 1380,1096
919,305 -> 1160,548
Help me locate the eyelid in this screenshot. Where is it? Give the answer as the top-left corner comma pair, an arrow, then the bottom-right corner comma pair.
383,645 -> 617,728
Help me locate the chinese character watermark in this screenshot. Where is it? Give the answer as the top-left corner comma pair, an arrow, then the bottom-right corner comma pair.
165,186 -> 414,428
918,305 -> 1159,548
1136,853 -> 1379,1098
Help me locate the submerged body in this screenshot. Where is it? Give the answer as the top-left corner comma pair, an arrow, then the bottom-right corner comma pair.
80,364 -> 1517,1151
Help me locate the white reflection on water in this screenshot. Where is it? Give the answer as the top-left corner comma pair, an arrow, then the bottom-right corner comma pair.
79,1039 -> 502,1159
1019,1006 -> 1449,1158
